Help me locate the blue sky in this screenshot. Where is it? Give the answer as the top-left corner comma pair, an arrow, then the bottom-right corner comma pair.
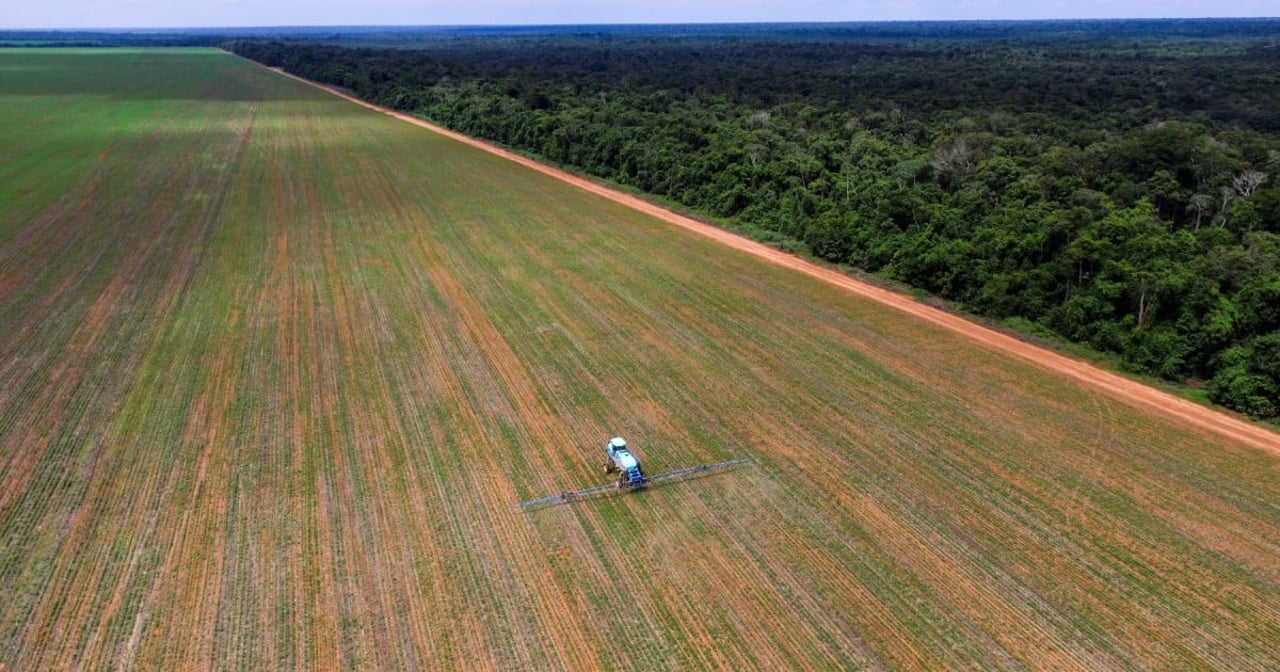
5,0 -> 1277,29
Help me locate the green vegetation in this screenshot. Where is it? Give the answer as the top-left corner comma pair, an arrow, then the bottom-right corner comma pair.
2,47 -> 1278,671
228,20 -> 1280,418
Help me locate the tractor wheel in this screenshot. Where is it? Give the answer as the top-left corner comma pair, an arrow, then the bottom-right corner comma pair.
604,459 -> 615,474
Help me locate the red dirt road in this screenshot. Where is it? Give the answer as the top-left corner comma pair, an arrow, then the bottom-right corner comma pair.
264,64 -> 1280,457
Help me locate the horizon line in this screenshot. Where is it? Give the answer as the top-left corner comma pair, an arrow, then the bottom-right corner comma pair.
6,16 -> 1280,32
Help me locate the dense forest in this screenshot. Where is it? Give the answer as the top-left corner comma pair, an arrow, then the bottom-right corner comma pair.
226,21 -> 1280,419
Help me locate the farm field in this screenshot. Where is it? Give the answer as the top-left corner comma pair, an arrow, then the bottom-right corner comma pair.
1,46 -> 1279,670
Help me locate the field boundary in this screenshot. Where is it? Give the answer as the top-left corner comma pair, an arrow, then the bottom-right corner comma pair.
242,55 -> 1280,457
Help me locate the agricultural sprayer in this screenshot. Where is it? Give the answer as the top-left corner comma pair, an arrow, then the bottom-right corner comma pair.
514,436 -> 747,510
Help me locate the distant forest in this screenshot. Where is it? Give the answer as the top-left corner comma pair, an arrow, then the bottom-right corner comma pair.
223,21 -> 1280,418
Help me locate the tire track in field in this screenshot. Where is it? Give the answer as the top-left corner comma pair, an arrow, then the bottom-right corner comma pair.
255,62 -> 1280,458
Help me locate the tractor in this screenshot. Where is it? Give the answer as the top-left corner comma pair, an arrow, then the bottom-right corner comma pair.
604,437 -> 649,490
514,437 -> 748,510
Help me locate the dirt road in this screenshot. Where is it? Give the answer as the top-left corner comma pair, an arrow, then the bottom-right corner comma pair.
261,64 -> 1280,457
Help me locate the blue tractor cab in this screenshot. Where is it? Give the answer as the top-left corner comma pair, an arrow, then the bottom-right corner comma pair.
604,437 -> 649,490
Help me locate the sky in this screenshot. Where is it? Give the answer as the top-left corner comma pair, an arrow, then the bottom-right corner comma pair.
4,0 -> 1277,29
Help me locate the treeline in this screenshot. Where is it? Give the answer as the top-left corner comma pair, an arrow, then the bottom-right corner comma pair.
228,24 -> 1280,418
0,30 -> 227,47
